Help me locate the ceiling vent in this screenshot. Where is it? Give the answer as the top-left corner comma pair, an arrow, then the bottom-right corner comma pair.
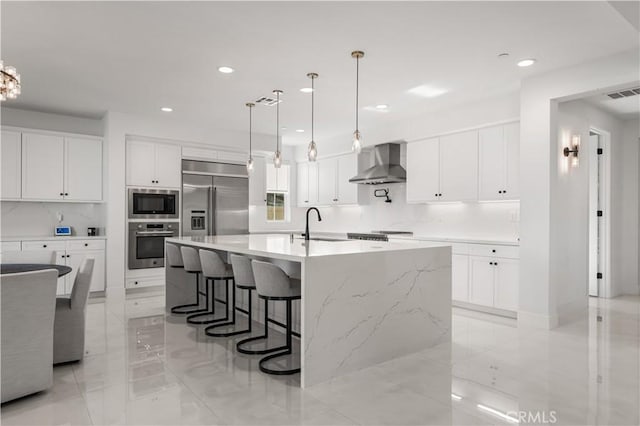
606,87 -> 640,100
254,96 -> 282,106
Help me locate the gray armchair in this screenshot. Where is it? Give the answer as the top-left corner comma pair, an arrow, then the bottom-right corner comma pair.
53,258 -> 94,364
1,269 -> 58,403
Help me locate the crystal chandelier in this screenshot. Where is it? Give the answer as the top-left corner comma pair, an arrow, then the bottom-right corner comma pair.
0,60 -> 21,101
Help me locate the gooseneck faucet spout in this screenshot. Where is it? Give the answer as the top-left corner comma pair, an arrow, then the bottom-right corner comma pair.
304,207 -> 322,241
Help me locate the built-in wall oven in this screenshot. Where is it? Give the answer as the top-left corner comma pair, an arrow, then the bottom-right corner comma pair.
128,188 -> 179,219
128,222 -> 178,269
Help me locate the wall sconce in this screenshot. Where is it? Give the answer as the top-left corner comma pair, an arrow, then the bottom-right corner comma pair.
563,134 -> 580,167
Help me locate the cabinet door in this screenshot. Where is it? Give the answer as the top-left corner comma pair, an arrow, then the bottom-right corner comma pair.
276,164 -> 290,192
64,137 -> 103,201
308,162 -> 319,205
494,258 -> 519,311
318,158 -> 337,205
406,138 -> 439,202
439,131 -> 478,202
154,143 -> 182,188
249,157 -> 267,205
296,162 -> 309,207
504,122 -> 520,199
1,130 -> 21,199
337,153 -> 358,205
22,133 -> 65,200
55,251 -> 68,295
469,256 -> 495,307
478,126 -> 505,201
266,163 -> 278,192
452,254 -> 469,302
126,140 -> 156,186
67,250 -> 105,293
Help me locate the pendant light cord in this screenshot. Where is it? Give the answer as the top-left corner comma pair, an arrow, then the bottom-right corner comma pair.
276,91 -> 280,152
311,76 -> 315,141
249,105 -> 252,157
355,55 -> 359,132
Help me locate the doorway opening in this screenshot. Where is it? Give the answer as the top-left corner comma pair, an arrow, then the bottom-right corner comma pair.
588,129 -> 610,297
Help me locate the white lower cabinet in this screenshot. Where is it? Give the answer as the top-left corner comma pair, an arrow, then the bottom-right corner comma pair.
453,243 -> 519,314
20,239 -> 106,295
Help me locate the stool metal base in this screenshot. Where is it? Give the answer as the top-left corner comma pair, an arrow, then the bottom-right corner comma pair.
171,272 -> 208,315
205,283 -> 253,338
256,297 -> 300,376
187,277 -> 232,325
236,298 -> 286,355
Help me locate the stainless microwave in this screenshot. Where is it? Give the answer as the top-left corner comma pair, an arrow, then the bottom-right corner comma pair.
128,188 -> 179,219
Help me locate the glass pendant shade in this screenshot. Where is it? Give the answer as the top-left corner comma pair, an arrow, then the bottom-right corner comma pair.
352,130 -> 362,154
273,151 -> 282,168
246,157 -> 254,172
308,140 -> 318,162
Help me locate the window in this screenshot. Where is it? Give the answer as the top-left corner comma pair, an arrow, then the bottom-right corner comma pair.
266,192 -> 286,221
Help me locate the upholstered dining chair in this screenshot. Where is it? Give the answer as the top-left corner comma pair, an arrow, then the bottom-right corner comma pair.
1,268 -> 58,403
53,258 -> 95,364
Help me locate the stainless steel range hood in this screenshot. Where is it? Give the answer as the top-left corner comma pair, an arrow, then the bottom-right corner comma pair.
349,142 -> 406,185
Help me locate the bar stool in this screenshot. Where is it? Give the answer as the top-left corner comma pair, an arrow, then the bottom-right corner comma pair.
235,256 -> 287,355
251,260 -> 301,375
203,251 -> 248,337
168,244 -> 207,315
181,247 -> 227,325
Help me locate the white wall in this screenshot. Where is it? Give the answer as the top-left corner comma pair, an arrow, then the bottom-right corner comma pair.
1,107 -> 103,136
621,118 -> 640,295
519,47 -> 639,328
0,202 -> 106,238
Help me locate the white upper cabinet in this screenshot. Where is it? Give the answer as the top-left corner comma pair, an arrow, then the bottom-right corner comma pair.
296,162 -> 310,207
22,133 -> 65,200
265,163 -> 290,192
439,130 -> 478,202
249,157 -> 266,205
478,123 -> 520,200
126,140 -> 181,188
318,157 -> 337,205
337,153 -> 358,205
1,130 -> 22,200
504,122 -> 520,199
64,137 -> 103,201
407,137 -> 439,203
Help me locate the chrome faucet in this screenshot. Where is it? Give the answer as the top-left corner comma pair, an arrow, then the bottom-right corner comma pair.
304,207 -> 322,241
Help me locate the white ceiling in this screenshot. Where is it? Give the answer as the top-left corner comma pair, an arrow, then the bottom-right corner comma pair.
1,1 -> 638,145
583,89 -> 640,120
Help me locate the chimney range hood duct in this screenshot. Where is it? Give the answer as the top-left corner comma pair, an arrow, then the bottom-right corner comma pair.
349,142 -> 406,185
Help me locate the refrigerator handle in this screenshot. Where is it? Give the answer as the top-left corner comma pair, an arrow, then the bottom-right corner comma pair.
211,186 -> 217,236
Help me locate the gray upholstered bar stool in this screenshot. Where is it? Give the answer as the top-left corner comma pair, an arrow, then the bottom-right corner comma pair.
201,250 -> 243,335
169,245 -> 208,316
251,260 -> 301,375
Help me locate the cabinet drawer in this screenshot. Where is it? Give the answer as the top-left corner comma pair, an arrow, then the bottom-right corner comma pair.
126,276 -> 164,289
0,241 -> 21,252
22,240 -> 66,251
468,244 -> 519,259
67,239 -> 105,251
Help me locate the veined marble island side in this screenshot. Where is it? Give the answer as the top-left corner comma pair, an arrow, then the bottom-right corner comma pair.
165,234 -> 452,388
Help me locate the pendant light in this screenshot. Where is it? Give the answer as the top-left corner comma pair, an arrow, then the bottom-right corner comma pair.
307,72 -> 319,161
245,102 -> 255,172
351,50 -> 364,154
273,89 -> 283,168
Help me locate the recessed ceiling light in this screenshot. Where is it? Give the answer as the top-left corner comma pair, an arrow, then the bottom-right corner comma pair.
295,129 -> 305,133
300,87 -> 314,93
408,84 -> 448,98
161,107 -> 173,112
517,58 -> 536,67
218,66 -> 234,74
375,104 -> 388,110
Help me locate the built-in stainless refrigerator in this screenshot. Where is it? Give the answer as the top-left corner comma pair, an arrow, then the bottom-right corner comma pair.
182,160 -> 249,237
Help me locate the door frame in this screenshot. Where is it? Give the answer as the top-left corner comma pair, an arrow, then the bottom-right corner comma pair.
588,127 -> 611,298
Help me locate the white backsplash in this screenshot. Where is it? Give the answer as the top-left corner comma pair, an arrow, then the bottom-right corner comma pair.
1,202 -> 107,238
289,183 -> 520,241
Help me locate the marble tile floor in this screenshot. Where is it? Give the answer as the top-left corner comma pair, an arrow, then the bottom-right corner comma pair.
2,289 -> 639,426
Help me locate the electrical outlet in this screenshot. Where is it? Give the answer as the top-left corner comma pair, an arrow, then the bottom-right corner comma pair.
56,212 -> 63,223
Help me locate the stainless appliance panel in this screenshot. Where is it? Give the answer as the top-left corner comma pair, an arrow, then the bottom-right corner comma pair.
182,174 -> 212,237
182,159 -> 248,178
128,188 -> 179,219
212,176 -> 249,235
128,222 -> 178,269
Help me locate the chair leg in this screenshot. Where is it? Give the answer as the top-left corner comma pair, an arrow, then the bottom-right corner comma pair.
205,280 -> 254,337
258,299 -> 300,375
171,273 -> 209,315
236,298 -> 288,355
187,278 -> 230,325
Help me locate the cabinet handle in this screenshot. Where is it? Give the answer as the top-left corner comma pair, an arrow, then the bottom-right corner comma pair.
494,262 -> 498,266
492,249 -> 496,253
84,243 -> 88,247
439,193 -> 442,197
134,281 -> 138,285
59,192 -> 64,196
333,199 -> 338,202
498,190 -> 502,194
64,193 -> 68,196
43,244 -> 47,248
503,190 -> 507,194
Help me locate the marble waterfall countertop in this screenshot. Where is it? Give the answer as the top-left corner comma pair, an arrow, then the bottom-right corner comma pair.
166,234 -> 450,262
1,235 -> 107,241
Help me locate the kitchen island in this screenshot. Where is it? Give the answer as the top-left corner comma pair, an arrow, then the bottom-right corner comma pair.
165,234 -> 452,388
